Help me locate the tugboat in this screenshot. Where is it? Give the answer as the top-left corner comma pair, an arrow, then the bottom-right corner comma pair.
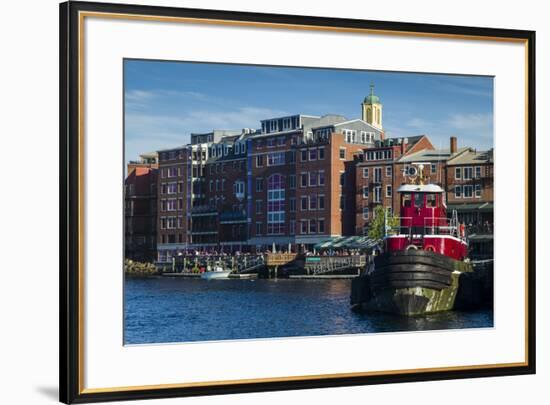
351,163 -> 473,315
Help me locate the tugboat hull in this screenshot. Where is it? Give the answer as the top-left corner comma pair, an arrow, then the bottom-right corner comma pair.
351,250 -> 472,316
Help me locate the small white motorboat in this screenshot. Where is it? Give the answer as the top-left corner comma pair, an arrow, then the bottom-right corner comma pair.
201,263 -> 232,280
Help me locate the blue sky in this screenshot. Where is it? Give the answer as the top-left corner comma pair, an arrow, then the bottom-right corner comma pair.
125,59 -> 493,163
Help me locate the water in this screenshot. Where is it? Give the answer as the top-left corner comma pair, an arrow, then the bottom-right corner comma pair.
124,277 -> 493,345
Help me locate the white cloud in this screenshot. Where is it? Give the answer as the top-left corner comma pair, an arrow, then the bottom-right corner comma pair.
125,106 -> 288,161
447,113 -> 493,137
406,117 -> 433,129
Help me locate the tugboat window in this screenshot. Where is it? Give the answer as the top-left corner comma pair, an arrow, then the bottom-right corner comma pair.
426,194 -> 437,207
402,193 -> 412,207
414,193 -> 424,207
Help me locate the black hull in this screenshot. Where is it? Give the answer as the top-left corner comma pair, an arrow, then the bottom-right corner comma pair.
351,250 -> 473,316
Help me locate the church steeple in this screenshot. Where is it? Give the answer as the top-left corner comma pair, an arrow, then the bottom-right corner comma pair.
361,84 -> 383,130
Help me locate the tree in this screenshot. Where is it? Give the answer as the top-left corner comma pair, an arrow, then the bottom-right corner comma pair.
367,205 -> 399,241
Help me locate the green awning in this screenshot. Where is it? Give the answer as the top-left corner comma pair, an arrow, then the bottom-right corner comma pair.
447,202 -> 493,212
314,236 -> 378,250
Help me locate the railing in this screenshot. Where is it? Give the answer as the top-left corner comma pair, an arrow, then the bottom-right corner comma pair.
467,223 -> 493,235
385,216 -> 462,239
171,254 -> 265,273
190,205 -> 217,214
304,256 -> 366,275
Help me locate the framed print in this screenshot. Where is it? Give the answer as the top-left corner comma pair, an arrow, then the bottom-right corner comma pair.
60,1 -> 536,403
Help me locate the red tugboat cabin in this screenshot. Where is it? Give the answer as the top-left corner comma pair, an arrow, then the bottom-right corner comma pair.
384,183 -> 468,261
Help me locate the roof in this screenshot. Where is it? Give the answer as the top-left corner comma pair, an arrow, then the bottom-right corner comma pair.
363,85 -> 381,104
397,147 -> 469,163
397,184 -> 445,193
447,149 -> 493,165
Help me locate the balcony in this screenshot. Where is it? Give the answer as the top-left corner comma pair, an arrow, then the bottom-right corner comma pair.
219,210 -> 247,224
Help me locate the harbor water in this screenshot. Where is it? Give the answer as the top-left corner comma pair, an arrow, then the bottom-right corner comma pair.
124,277 -> 493,345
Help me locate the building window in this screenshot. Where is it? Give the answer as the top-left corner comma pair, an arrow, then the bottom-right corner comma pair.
167,183 -> 177,194
431,164 -> 437,174
267,174 -> 285,235
475,184 -> 482,198
363,186 -> 369,199
308,219 -> 317,234
373,167 -> 382,183
309,148 -> 317,160
464,167 -> 473,180
256,140 -> 263,149
386,185 -> 392,198
289,220 -> 296,235
256,200 -> 263,214
166,199 -> 177,211
234,180 -> 245,197
363,168 -> 369,178
289,197 -> 296,212
167,167 -> 178,177
300,220 -> 308,234
267,138 -> 275,148
455,167 -> 462,180
463,185 -> 473,198
318,171 -> 325,186
339,147 -> 346,159
309,172 -> 318,187
318,147 -> 325,160
309,195 -> 318,210
300,196 -> 308,211
455,185 -> 462,198
475,166 -> 482,178
386,166 -> 392,177
267,152 -> 285,166
166,217 -> 177,229
374,186 -> 382,203
300,173 -> 308,188
300,150 -> 308,161
277,136 -> 286,146
318,219 -> 325,233
256,155 -> 264,167
363,207 -> 369,220
256,178 -> 264,192
288,150 -> 296,163
209,180 -> 213,192
256,222 -> 262,235
289,174 -> 296,189
269,121 -> 277,132
318,195 -> 325,210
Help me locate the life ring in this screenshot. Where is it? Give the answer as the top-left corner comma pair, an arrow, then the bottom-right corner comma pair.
424,245 -> 436,252
406,244 -> 418,250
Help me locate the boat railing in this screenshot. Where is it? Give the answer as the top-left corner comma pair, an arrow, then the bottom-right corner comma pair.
385,216 -> 461,238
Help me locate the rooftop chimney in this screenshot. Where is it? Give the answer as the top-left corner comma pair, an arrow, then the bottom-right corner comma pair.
450,136 -> 457,154
401,137 -> 408,155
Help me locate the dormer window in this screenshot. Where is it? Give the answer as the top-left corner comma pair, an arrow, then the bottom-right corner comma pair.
270,120 -> 277,132
283,118 -> 291,130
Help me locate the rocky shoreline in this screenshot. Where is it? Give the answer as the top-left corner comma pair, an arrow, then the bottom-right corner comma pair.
125,259 -> 159,275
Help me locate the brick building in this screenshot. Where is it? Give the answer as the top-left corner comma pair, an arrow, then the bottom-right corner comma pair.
124,153 -> 158,262
124,87 -> 494,264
